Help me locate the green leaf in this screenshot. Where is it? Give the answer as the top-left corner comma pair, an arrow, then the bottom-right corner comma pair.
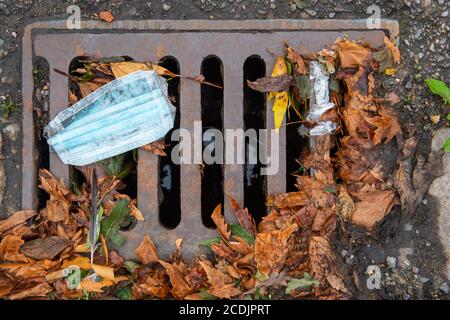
443,137 -> 450,153
329,78 -> 341,93
325,185 -> 336,193
446,113 -> 450,121
254,287 -> 261,300
295,74 -> 313,101
101,199 -> 130,247
116,285 -> 132,300
230,224 -> 255,245
285,273 -> 320,294
199,237 -> 222,249
293,0 -> 305,9
255,270 -> 269,282
199,288 -> 218,300
425,79 -> 450,105
124,260 -> 140,274
285,59 -> 293,76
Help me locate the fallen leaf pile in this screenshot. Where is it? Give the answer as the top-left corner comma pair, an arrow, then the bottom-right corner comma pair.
1,37 -> 418,300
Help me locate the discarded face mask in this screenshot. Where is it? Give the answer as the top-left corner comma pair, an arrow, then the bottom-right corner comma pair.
44,70 -> 176,166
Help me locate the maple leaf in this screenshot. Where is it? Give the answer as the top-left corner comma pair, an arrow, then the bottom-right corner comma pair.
350,190 -> 396,230
255,223 -> 298,277
334,39 -> 372,69
199,260 -> 233,288
135,235 -> 159,265
365,106 -> 402,145
159,260 -> 192,299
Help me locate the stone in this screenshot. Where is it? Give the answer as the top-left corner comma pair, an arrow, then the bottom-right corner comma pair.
386,256 -> 397,270
163,3 -> 171,11
3,123 -> 19,141
398,247 -> 413,267
428,128 -> 450,279
439,282 -> 449,294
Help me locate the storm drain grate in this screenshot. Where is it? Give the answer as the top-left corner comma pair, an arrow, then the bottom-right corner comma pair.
22,19 -> 398,259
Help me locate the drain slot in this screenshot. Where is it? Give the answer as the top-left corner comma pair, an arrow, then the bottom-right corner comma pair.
158,56 -> 181,229
243,55 -> 267,222
33,56 -> 50,210
201,56 -> 224,228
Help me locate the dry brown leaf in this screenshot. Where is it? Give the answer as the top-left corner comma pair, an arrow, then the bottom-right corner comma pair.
0,272 -> 15,297
0,235 -> 32,263
130,204 -> 145,221
159,260 -> 192,299
384,36 -> 400,63
211,242 -> 239,262
365,106 -> 402,145
68,91 -> 78,105
98,11 -> 115,23
208,284 -> 242,299
135,235 -> 159,265
1,260 -> 58,279
336,185 -> 354,221
45,199 -> 69,222
19,236 -> 72,260
351,190 -> 395,230
199,260 -> 233,288
255,223 -> 298,276
6,282 -> 51,300
309,235 -> 331,281
0,210 -> 37,235
287,45 -> 308,74
211,204 -> 230,240
227,195 -> 256,235
110,61 -> 151,78
141,140 -> 167,157
334,39 -> 372,68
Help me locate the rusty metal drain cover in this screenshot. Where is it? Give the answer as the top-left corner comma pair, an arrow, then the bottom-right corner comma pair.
22,19 -> 398,259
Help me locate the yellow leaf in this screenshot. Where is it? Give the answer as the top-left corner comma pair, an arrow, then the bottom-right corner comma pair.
110,61 -> 151,78
92,264 -> 115,281
78,278 -> 114,293
61,256 -> 91,270
273,92 -> 289,132
74,243 -> 90,253
430,115 -> 440,124
268,57 -> 288,101
100,234 -> 109,265
385,68 -> 396,76
113,275 -> 129,284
